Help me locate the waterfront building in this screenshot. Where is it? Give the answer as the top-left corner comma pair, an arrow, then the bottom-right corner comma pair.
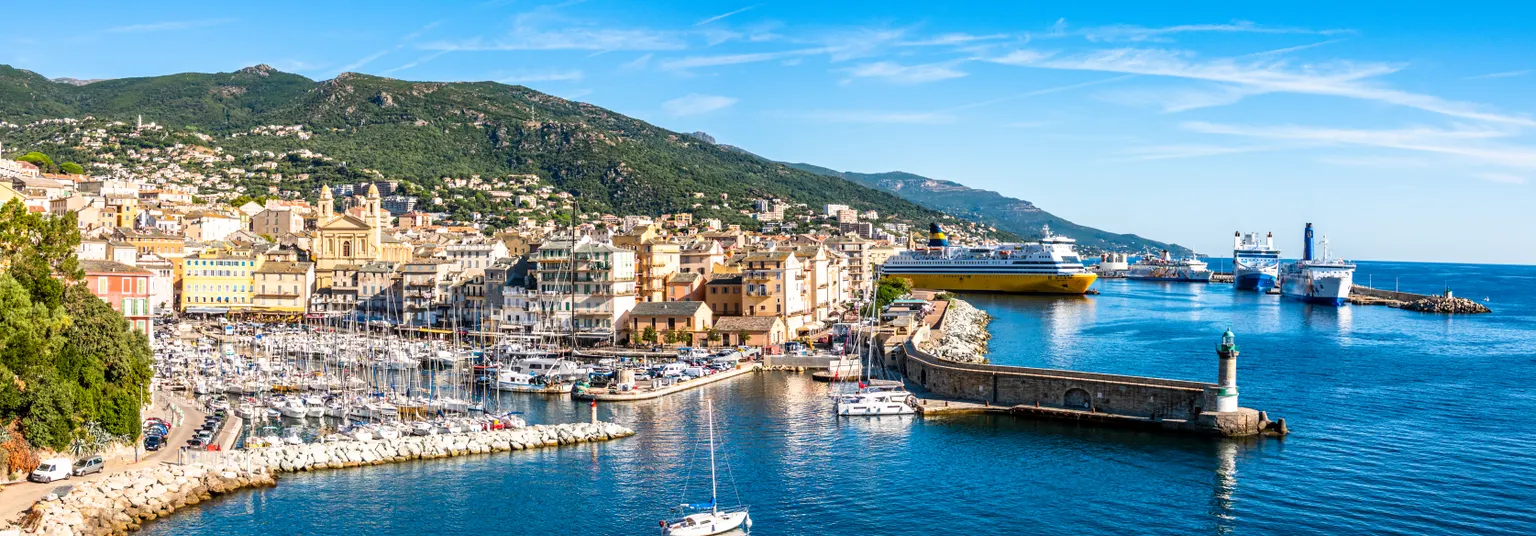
533,236 -> 637,335
180,248 -> 262,314
828,236 -> 874,297
401,259 -> 459,327
704,274 -> 744,317
497,285 -> 539,333
666,272 -> 705,302
82,259 -> 153,341
711,315 -> 786,347
116,229 -> 185,258
628,301 -> 712,345
738,250 -> 810,335
253,261 -> 315,315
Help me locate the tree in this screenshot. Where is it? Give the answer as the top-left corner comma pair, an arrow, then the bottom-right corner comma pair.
59,162 -> 84,175
706,328 -> 721,346
875,276 -> 914,312
15,152 -> 57,174
640,326 -> 658,345
737,330 -> 752,346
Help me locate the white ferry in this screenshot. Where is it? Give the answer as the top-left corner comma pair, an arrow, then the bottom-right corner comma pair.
880,224 -> 1097,294
1279,223 -> 1355,306
1233,232 -> 1281,291
1125,251 -> 1213,282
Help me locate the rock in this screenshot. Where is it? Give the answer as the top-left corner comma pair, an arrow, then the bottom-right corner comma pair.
918,298 -> 992,364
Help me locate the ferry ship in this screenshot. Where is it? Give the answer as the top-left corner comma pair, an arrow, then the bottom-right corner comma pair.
1279,223 -> 1355,305
880,224 -> 1097,294
1125,250 -> 1213,282
1232,231 -> 1281,291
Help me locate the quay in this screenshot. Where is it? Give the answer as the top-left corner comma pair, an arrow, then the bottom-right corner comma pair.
1349,285 -> 1492,313
574,363 -> 763,401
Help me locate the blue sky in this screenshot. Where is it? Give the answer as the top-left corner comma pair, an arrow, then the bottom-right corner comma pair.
7,1 -> 1535,264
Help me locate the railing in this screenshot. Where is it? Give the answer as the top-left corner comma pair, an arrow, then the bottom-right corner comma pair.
743,270 -> 773,281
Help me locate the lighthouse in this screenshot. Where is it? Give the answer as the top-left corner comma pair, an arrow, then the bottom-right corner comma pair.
1215,330 -> 1239,412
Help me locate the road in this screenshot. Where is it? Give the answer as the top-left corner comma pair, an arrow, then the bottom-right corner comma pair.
0,392 -> 208,523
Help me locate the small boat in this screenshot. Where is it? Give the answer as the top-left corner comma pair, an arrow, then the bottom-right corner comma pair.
661,400 -> 751,536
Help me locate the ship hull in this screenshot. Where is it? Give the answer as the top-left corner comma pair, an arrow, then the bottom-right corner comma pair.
1234,272 -> 1277,291
883,272 -> 1098,294
1279,266 -> 1353,306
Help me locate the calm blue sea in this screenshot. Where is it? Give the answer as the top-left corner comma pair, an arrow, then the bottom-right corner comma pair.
143,261 -> 1536,535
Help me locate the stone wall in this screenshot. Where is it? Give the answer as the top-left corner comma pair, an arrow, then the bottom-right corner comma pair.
12,423 -> 635,536
918,298 -> 990,364
900,328 -> 1217,420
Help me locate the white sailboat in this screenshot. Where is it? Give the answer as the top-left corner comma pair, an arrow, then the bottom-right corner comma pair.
661,400 -> 751,536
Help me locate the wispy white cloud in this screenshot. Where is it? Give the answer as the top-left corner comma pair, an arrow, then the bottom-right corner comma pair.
422,13 -> 685,52
622,53 -> 653,71
383,50 -> 451,74
792,110 -> 956,125
696,5 -> 761,26
1466,69 -> 1532,80
1071,20 -> 1352,43
946,74 -> 1136,112
660,48 -> 824,70
340,49 -> 392,73
843,61 -> 967,84
1478,172 -> 1526,184
898,33 -> 1012,47
988,47 -> 1536,126
558,88 -> 594,100
106,18 -> 234,33
1181,121 -> 1536,169
662,94 -> 738,116
499,70 -> 585,84
1123,143 -> 1287,160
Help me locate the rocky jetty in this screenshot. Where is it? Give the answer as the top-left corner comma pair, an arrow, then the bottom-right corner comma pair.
1400,296 -> 1492,314
19,463 -> 276,536
11,423 -> 634,535
922,298 -> 991,364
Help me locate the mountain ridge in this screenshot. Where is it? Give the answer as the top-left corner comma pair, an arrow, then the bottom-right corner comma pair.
785,162 -> 1191,254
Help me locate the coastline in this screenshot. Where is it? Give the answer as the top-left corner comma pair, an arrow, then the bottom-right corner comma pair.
9,423 -> 634,536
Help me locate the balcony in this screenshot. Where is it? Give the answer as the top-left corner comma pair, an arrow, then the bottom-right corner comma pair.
743,270 -> 773,281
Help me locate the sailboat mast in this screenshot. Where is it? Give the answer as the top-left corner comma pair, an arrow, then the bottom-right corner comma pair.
708,399 -> 718,515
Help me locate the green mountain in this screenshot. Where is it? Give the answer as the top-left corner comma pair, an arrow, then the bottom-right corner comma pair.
0,64 -> 967,232
786,163 -> 1190,254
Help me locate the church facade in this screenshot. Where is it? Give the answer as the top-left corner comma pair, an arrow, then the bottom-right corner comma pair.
312,183 -> 412,287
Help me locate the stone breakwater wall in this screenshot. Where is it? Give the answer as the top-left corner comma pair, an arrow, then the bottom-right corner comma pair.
920,298 -> 991,364
16,423 -> 635,536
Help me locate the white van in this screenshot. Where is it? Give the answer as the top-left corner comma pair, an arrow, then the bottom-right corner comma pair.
659,363 -> 687,378
29,458 -> 72,483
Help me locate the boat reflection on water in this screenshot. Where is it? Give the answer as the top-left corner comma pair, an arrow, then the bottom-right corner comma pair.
1301,302 -> 1354,335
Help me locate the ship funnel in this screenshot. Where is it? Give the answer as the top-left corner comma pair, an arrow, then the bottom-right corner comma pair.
1303,223 -> 1315,261
1266,232 -> 1273,248
927,222 -> 950,248
1234,231 -> 1241,250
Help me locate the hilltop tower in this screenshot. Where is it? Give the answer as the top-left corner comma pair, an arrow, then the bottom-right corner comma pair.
1216,330 -> 1239,413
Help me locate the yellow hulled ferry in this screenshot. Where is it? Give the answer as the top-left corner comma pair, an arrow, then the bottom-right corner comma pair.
880,224 -> 1097,294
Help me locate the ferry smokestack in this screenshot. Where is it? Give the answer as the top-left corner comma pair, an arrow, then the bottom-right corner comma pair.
927,223 -> 949,247
1234,231 -> 1241,250
1303,223 -> 1315,261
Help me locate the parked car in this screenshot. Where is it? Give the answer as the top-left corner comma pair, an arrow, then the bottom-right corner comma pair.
144,435 -> 164,451
72,456 -> 104,477
29,458 -> 72,483
186,438 -> 205,448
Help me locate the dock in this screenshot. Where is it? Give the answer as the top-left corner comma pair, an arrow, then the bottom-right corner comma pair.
573,363 -> 762,401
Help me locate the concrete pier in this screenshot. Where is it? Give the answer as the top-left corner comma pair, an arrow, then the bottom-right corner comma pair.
573,363 -> 761,401
895,327 -> 1279,437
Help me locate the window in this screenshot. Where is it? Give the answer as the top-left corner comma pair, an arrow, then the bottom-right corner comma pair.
98,278 -> 106,293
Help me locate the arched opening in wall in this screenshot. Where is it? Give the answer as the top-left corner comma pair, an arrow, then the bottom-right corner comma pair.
1064,388 -> 1092,410
342,241 -> 352,257
920,369 -> 928,386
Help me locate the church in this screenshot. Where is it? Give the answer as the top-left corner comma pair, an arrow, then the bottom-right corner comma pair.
312,183 -> 412,287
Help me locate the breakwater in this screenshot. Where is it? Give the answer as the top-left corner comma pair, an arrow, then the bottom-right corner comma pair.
1350,285 -> 1492,313
897,327 -> 1276,437
12,423 -> 634,536
917,298 -> 991,363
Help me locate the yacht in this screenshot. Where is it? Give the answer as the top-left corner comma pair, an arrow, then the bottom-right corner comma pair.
661,400 -> 752,536
834,382 -> 916,416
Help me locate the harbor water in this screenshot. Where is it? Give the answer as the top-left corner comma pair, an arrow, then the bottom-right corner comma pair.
143,261 -> 1536,535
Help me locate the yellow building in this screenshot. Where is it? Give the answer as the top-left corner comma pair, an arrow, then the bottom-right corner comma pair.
180,248 -> 263,313
312,183 -> 412,287
253,261 -> 315,314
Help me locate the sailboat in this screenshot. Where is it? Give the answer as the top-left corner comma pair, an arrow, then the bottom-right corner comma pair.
831,286 -> 916,416
661,400 -> 751,536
